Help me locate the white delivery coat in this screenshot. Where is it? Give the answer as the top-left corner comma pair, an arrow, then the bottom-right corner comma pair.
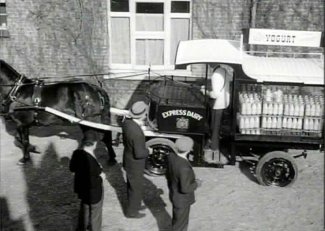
208,67 -> 232,110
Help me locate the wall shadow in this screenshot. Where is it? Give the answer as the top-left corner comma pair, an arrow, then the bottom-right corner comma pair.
23,143 -> 79,231
0,197 -> 26,231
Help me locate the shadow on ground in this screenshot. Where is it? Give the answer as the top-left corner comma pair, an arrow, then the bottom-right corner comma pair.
99,153 -> 172,231
0,197 -> 26,231
143,177 -> 172,231
22,143 -> 79,231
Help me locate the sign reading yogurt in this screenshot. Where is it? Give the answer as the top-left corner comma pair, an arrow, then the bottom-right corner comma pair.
248,28 -> 323,47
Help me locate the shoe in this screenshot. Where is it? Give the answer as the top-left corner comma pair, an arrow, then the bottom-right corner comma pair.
212,151 -> 229,165
220,154 -> 229,165
203,149 -> 213,163
125,212 -> 146,219
17,157 -> 30,165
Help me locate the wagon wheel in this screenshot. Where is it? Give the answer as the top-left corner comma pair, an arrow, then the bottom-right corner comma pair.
145,138 -> 176,176
256,151 -> 298,187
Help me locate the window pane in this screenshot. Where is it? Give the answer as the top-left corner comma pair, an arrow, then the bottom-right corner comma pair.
136,3 -> 164,14
171,1 -> 190,13
0,5 -> 6,14
111,0 -> 129,12
0,15 -> 6,28
136,15 -> 163,31
170,18 -> 189,65
136,39 -> 164,65
111,17 -> 131,64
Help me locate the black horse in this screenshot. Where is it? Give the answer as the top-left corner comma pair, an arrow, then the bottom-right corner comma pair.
0,60 -> 116,165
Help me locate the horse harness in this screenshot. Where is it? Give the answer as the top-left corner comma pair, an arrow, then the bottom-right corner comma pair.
31,80 -> 44,124
2,74 -> 25,109
3,76 -> 107,124
74,83 -> 105,120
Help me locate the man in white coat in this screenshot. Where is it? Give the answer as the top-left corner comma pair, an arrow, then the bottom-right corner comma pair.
201,65 -> 232,164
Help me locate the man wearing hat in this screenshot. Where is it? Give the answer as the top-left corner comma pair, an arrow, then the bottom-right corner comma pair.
122,101 -> 149,218
167,136 -> 202,231
70,131 -> 105,231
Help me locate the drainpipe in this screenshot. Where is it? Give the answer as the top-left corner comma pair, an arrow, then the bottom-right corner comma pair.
249,0 -> 259,51
250,0 -> 259,28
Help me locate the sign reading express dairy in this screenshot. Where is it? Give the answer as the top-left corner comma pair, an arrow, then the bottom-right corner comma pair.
161,109 -> 203,121
248,28 -> 322,47
157,106 -> 207,133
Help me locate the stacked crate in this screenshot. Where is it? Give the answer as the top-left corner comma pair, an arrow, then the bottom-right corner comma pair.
238,84 -> 324,137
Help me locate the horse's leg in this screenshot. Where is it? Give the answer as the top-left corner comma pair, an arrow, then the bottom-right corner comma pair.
17,126 -> 31,165
14,126 -> 24,148
14,126 -> 39,154
102,131 -> 117,166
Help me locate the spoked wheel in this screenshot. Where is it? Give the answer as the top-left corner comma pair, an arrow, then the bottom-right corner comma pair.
145,138 -> 176,176
256,151 -> 298,187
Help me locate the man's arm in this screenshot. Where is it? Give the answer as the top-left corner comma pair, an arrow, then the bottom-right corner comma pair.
179,167 -> 198,194
69,151 -> 77,173
209,69 -> 225,99
132,133 -> 149,159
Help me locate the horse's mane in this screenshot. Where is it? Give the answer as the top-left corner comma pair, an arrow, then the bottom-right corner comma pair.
0,60 -> 35,85
0,60 -> 21,78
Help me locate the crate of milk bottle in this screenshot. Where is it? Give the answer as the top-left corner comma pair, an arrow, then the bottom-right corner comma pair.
238,84 -> 324,137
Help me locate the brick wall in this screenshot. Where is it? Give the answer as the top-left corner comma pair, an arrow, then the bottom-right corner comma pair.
1,0 -> 109,82
254,0 -> 324,53
191,0 -> 251,76
192,0 -> 251,40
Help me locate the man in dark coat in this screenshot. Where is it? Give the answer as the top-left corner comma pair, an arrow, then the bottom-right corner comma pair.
167,136 -> 202,231
70,131 -> 105,231
122,101 -> 149,218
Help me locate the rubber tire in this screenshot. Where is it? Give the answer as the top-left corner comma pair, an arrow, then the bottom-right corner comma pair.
256,151 -> 298,187
145,138 -> 176,176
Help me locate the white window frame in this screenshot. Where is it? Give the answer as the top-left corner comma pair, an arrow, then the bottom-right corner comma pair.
107,0 -> 192,76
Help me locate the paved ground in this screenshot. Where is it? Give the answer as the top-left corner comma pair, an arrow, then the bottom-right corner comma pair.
0,118 -> 324,231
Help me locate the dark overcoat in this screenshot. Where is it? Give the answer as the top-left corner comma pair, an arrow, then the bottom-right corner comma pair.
167,153 -> 198,208
122,118 -> 149,173
69,149 -> 103,204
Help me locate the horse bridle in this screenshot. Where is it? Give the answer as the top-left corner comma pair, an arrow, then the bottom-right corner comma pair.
1,74 -> 27,111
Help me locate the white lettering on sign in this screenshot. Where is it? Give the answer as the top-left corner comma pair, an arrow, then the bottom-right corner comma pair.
248,28 -> 322,47
162,109 -> 203,121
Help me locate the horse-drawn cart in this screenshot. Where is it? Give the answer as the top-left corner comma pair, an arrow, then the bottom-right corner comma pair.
2,29 -> 323,187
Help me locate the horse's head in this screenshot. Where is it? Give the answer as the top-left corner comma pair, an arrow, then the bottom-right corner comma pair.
0,60 -> 31,113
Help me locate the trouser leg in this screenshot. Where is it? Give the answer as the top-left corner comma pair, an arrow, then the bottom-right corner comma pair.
76,201 -> 90,231
126,171 -> 144,214
89,195 -> 103,231
172,206 -> 190,231
210,109 -> 223,151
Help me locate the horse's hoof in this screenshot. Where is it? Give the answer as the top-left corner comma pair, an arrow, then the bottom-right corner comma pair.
28,145 -> 40,154
17,158 -> 30,165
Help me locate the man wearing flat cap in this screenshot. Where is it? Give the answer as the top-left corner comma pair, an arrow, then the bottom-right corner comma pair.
167,136 -> 202,231
122,101 -> 149,218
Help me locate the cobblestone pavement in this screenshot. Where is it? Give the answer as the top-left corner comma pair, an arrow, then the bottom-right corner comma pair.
1,120 -> 324,231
